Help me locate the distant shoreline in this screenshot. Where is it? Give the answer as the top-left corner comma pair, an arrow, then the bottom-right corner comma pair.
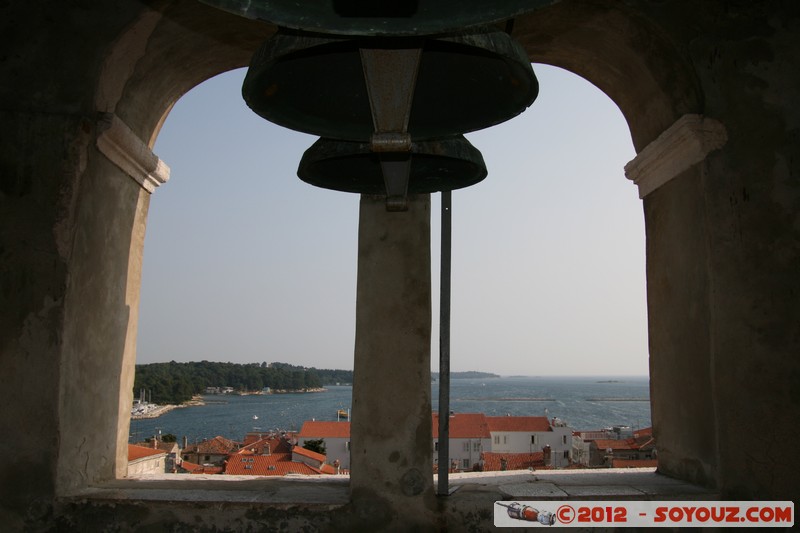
132,388 -> 330,419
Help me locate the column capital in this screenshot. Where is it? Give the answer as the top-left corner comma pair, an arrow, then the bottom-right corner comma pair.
96,113 -> 170,193
625,114 -> 727,199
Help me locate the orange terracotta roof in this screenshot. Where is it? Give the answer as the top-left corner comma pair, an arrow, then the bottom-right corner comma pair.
612,459 -> 658,468
193,435 -> 240,454
634,427 -> 653,438
224,453 -> 329,476
128,444 -> 166,462
179,461 -> 223,474
298,421 -> 351,438
179,460 -> 203,473
234,436 -> 290,455
485,416 -> 552,432
319,464 -> 338,475
637,436 -> 656,450
134,440 -> 180,453
432,413 -> 491,438
481,451 -> 545,471
292,445 -> 326,463
593,438 -> 639,451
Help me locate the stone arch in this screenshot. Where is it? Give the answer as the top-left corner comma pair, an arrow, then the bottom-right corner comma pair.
55,3 -> 274,495
56,0 -> 711,496
512,2 -> 716,489
514,2 -> 702,148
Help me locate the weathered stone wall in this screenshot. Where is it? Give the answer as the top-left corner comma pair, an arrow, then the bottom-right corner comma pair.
680,2 -> 800,497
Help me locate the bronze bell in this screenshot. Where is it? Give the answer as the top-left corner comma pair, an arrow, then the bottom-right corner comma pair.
200,1 -> 542,208
242,28 -> 538,142
298,135 -> 487,208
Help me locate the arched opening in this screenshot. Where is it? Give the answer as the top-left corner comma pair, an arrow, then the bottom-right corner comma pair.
434,63 -> 646,379
130,63 -> 649,477
138,69 -> 358,371
428,63 -> 650,473
55,0 -> 713,500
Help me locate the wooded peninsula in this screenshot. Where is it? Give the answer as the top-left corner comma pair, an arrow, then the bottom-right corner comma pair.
134,361 -> 500,405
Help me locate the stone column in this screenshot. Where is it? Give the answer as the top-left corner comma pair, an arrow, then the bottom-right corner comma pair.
625,115 -> 727,488
349,194 -> 437,528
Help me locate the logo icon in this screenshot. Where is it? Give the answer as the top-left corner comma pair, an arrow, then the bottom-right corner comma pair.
496,502 -> 556,525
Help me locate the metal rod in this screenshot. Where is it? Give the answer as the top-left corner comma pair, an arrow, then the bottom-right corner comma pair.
437,190 -> 452,496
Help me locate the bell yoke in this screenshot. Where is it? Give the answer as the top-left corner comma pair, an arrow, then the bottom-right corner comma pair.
202,0 -> 541,209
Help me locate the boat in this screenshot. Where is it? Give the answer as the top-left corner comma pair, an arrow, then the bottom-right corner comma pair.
337,408 -> 349,420
252,415 -> 259,420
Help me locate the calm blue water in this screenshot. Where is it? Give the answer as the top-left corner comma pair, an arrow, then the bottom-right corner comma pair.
129,376 -> 651,443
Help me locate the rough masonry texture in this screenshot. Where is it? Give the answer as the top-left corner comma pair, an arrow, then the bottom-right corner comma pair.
1,0 -> 798,530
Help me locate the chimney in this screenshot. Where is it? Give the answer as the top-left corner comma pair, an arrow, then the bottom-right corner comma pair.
152,435 -> 158,449
182,435 -> 188,450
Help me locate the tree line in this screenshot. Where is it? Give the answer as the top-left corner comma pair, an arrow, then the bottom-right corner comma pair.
134,361 -> 353,405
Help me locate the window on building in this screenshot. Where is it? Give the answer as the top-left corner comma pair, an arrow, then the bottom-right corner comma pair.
563,451 -> 569,459
462,458 -> 469,469
473,442 -> 480,451
563,435 -> 567,445
463,441 -> 470,451
494,435 -> 500,445
503,435 -> 507,445
204,455 -> 210,462
531,435 -> 536,445
434,441 -> 439,452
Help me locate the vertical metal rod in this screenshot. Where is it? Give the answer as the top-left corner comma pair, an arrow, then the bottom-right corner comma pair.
437,190 -> 452,496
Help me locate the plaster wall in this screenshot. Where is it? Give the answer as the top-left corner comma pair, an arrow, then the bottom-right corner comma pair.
490,430 -> 571,458
298,437 -> 351,470
127,456 -> 165,477
437,438 -> 489,471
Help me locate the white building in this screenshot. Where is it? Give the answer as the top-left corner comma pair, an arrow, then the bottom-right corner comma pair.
432,413 -> 492,472
127,444 -> 166,476
297,421 -> 351,470
485,416 -> 573,467
295,413 -> 575,472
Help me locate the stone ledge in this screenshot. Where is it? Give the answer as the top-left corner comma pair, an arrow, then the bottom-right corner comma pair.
73,468 -> 714,506
96,112 -> 170,193
625,114 -> 727,198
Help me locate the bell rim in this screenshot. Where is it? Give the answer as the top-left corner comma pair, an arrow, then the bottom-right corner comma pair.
297,135 -> 488,195
242,27 -> 538,142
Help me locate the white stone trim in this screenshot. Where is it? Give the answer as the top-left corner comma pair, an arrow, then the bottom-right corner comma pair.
96,113 -> 170,193
625,114 -> 727,199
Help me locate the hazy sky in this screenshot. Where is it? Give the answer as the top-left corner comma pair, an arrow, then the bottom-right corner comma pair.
139,64 -> 647,375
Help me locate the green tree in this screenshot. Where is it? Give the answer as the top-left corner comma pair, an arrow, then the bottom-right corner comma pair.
303,439 -> 326,455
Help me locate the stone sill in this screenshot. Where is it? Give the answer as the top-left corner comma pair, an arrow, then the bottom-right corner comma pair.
70,468 -> 715,507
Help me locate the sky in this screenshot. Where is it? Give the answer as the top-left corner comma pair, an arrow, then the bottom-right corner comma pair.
138,64 -> 647,375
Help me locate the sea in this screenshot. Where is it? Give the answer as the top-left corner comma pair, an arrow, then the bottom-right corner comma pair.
128,376 -> 651,443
